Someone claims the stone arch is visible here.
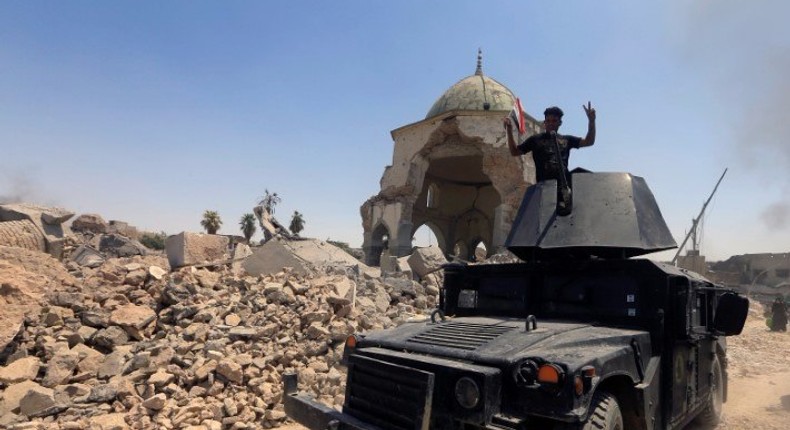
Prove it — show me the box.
[411,221,447,252]
[470,238,489,261]
[408,123,504,259]
[453,207,493,260]
[361,102,539,266]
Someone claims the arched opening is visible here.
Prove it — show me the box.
[368,223,391,267]
[472,240,488,262]
[411,223,445,253]
[412,149,501,260]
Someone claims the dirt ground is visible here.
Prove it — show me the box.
[706,301,790,430]
[276,301,790,430]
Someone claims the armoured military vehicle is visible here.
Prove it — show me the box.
[283,172,749,430]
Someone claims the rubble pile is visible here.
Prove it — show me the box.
[0,243,441,430]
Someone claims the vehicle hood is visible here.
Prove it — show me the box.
[359,316,650,369]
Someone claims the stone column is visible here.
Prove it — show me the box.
[393,220,414,257]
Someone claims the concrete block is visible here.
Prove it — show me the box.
[166,232,229,268]
[407,246,447,278]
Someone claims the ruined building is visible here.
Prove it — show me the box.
[361,52,542,265]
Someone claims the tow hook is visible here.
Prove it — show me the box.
[526,315,538,332]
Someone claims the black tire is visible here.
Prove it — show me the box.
[694,355,724,427]
[556,391,623,430]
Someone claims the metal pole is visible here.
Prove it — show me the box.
[672,168,728,264]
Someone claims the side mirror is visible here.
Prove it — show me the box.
[713,293,749,336]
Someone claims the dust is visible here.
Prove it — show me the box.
[712,300,790,429]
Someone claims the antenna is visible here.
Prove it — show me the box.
[671,168,728,264]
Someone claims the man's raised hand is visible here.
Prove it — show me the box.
[503,116,513,131]
[583,101,596,121]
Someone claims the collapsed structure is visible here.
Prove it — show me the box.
[360,52,541,265]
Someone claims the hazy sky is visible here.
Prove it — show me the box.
[1,1,789,261]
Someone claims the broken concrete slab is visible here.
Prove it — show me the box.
[88,413,129,430]
[1,380,42,415]
[110,304,156,336]
[148,265,167,280]
[107,220,139,240]
[407,246,447,278]
[243,238,310,276]
[42,351,79,387]
[0,203,73,226]
[165,232,229,268]
[71,213,109,234]
[253,205,295,242]
[19,384,58,417]
[70,244,105,268]
[0,203,74,258]
[99,234,148,258]
[243,237,376,277]
[0,356,41,384]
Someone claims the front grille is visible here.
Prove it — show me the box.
[407,322,515,350]
[344,355,434,430]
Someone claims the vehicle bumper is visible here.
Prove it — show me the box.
[283,372,378,430]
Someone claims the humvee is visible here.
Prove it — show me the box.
[283,172,749,430]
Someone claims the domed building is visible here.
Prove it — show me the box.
[360,51,542,266]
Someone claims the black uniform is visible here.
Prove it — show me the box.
[771,299,788,331]
[518,132,582,182]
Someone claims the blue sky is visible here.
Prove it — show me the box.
[1,1,789,261]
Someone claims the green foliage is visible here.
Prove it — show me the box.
[239,213,257,241]
[258,189,282,215]
[289,210,305,235]
[140,231,167,250]
[200,210,222,234]
[327,239,353,254]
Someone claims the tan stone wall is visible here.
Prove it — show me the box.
[746,253,790,286]
[677,254,708,276]
[0,220,47,252]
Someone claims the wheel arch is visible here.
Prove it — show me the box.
[593,375,646,430]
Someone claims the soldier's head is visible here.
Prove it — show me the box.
[543,106,564,132]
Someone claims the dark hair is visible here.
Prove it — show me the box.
[544,106,564,118]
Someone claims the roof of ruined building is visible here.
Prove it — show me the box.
[425,49,517,119]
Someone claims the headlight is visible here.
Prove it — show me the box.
[455,377,480,409]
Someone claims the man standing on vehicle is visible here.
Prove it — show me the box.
[504,103,596,183]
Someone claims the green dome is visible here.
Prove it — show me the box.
[425,74,516,119]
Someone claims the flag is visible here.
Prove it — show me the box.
[510,98,526,134]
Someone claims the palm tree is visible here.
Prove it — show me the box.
[239,213,257,242]
[200,210,222,234]
[258,189,282,215]
[290,211,305,236]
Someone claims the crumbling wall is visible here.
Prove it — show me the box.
[361,111,540,264]
[0,204,74,258]
[0,220,46,252]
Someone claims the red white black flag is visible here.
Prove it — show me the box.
[510,97,526,134]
